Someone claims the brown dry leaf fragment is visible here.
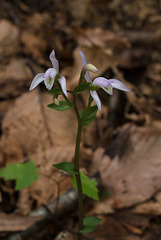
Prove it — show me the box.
[0,90,77,212]
[26,13,52,34]
[87,215,139,240]
[0,90,77,164]
[0,212,43,232]
[92,124,161,209]
[21,31,47,59]
[132,201,161,215]
[16,146,74,213]
[121,221,143,235]
[55,231,76,240]
[0,58,42,98]
[0,20,20,59]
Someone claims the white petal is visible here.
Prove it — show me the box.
[49,50,59,72]
[58,76,68,96]
[29,73,44,90]
[44,77,55,90]
[79,51,92,83]
[93,77,111,87]
[44,68,57,79]
[90,90,101,112]
[101,84,113,95]
[108,79,131,92]
[79,50,87,67]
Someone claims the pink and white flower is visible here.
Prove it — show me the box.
[29,50,67,96]
[80,51,130,111]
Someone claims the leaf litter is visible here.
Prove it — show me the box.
[0,0,161,239]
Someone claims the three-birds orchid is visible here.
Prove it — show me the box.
[29,50,67,96]
[79,51,130,111]
[29,49,130,112]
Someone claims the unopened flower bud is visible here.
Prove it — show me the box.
[53,98,60,106]
[83,63,99,73]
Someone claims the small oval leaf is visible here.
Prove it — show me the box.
[53,162,78,175]
[74,82,90,94]
[48,88,63,95]
[48,101,74,111]
[80,105,98,126]
[80,217,102,233]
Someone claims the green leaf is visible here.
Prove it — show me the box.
[48,101,74,111]
[80,217,102,234]
[0,159,39,191]
[74,82,90,94]
[53,162,78,175]
[48,88,63,95]
[80,105,98,126]
[72,171,99,200]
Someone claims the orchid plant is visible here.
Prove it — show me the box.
[29,50,130,239]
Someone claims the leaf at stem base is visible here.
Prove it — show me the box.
[48,101,74,111]
[80,216,102,233]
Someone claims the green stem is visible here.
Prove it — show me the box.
[81,95,93,124]
[73,93,84,240]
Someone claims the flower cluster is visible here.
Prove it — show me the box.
[29,50,130,111]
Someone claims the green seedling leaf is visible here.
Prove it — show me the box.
[48,88,63,95]
[80,105,98,126]
[80,217,102,234]
[72,171,99,200]
[74,82,90,94]
[53,162,78,175]
[0,159,39,191]
[48,101,74,111]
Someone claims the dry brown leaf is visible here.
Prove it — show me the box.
[87,215,139,240]
[0,90,77,164]
[55,231,76,240]
[132,201,161,215]
[0,20,20,59]
[121,221,143,235]
[0,58,42,98]
[0,90,77,212]
[21,31,47,59]
[92,124,161,210]
[0,212,43,232]
[16,146,74,213]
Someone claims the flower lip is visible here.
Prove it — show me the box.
[93,77,111,88]
[44,68,57,79]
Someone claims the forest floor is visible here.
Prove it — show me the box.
[0,0,161,239]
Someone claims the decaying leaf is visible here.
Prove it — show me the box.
[92,124,161,211]
[0,90,77,212]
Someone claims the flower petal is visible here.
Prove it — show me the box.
[79,50,87,67]
[90,90,101,112]
[29,73,44,90]
[101,84,113,95]
[44,77,55,90]
[58,76,68,96]
[44,68,57,79]
[49,50,59,72]
[79,51,92,83]
[108,79,131,92]
[93,77,111,87]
